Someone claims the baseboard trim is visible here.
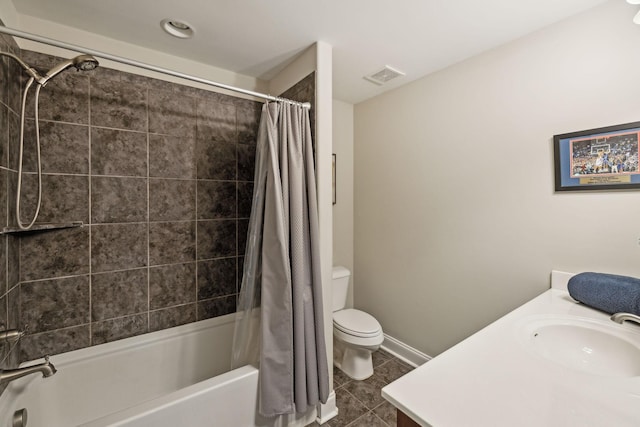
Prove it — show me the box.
[381,334,431,367]
[316,390,338,424]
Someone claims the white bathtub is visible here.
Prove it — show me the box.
[0,314,316,427]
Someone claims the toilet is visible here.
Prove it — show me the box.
[332,266,384,380]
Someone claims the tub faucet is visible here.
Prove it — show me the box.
[0,355,57,385]
[610,312,640,326]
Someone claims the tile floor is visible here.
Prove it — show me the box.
[310,350,415,427]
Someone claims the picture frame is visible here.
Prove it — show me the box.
[553,121,640,192]
[332,154,337,205]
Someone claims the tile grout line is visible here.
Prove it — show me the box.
[146,86,150,333]
[194,99,199,321]
[87,72,93,347]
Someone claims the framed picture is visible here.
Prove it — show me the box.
[554,121,640,191]
[332,154,337,205]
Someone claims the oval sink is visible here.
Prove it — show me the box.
[520,317,640,377]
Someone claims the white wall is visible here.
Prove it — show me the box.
[332,99,354,305]
[354,0,640,357]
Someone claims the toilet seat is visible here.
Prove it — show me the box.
[333,309,382,338]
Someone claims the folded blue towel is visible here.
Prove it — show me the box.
[567,272,640,316]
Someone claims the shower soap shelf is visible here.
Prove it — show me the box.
[1,221,83,235]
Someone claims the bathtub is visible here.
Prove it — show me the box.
[0,314,316,427]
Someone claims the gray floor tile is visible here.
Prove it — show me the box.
[327,350,417,427]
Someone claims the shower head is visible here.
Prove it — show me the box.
[41,54,99,85]
[72,54,99,71]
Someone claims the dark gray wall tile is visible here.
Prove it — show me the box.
[193,88,236,105]
[6,53,22,115]
[196,139,236,180]
[91,223,148,273]
[197,295,236,320]
[19,50,59,69]
[149,134,196,179]
[91,269,148,321]
[149,304,196,332]
[90,66,126,84]
[0,293,6,335]
[237,104,261,144]
[7,235,18,289]
[148,91,196,138]
[149,262,196,309]
[0,169,6,229]
[0,38,9,109]
[234,97,261,110]
[237,256,244,290]
[91,177,147,223]
[20,227,90,281]
[196,99,236,143]
[0,237,5,296]
[92,314,147,345]
[19,173,89,224]
[7,111,19,172]
[23,121,89,174]
[149,221,195,265]
[90,78,147,131]
[237,143,256,182]
[19,325,90,362]
[122,72,174,93]
[20,275,90,333]
[197,257,236,300]
[28,73,90,124]
[92,67,171,94]
[0,293,6,368]
[91,128,147,177]
[238,219,249,257]
[6,284,18,331]
[149,179,195,221]
[0,104,7,168]
[237,182,253,219]
[197,220,236,259]
[197,180,236,219]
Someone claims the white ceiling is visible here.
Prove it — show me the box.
[10,0,610,104]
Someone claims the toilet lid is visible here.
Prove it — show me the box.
[334,309,382,338]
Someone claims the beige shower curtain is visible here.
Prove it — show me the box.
[232,101,329,418]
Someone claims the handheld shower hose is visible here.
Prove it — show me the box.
[15,77,43,229]
[0,52,99,229]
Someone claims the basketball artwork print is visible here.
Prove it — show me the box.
[554,122,640,191]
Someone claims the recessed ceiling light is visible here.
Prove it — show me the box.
[161,19,194,39]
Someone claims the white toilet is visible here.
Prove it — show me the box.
[332,266,384,380]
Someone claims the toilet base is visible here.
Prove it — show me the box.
[334,342,375,380]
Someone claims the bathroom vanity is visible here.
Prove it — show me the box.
[382,271,640,427]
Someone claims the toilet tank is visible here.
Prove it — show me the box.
[332,266,351,312]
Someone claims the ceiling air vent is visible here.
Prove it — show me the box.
[364,65,405,86]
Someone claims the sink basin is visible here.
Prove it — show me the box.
[520,316,640,377]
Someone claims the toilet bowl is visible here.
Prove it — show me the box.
[332,266,384,380]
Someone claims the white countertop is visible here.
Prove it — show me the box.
[382,275,640,427]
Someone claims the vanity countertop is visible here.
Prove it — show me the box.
[382,276,640,427]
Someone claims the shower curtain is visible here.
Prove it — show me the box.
[232,101,330,418]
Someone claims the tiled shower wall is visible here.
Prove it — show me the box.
[0,24,22,395]
[5,48,264,363]
[0,38,316,381]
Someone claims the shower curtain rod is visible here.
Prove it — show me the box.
[0,25,311,109]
